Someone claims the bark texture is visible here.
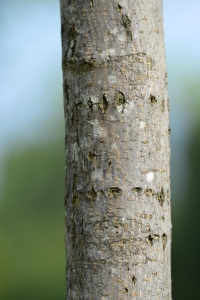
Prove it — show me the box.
[60,0,171,299]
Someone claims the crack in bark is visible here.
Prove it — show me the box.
[106,187,123,197]
[115,91,127,113]
[90,0,93,7]
[150,94,157,104]
[66,24,78,59]
[122,14,133,40]
[63,53,153,73]
[87,186,97,201]
[132,187,142,193]
[100,93,109,113]
[162,233,168,250]
[157,187,165,206]
[87,97,93,111]
[147,234,160,246]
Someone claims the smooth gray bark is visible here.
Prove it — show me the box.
[60,0,171,299]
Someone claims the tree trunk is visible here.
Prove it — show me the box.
[60,0,171,299]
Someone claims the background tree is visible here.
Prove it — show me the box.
[60,0,171,299]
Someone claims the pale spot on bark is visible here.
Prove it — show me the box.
[146,172,154,182]
[67,5,75,13]
[67,40,76,59]
[71,142,79,161]
[111,143,118,150]
[71,290,77,300]
[123,100,134,114]
[116,105,122,113]
[109,115,118,121]
[140,121,146,129]
[80,137,89,148]
[92,168,103,180]
[91,119,107,137]
[108,49,116,55]
[109,28,118,35]
[90,95,99,104]
[101,48,116,59]
[118,34,127,43]
[108,75,117,84]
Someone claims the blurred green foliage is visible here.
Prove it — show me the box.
[0,137,65,300]
[172,120,200,300]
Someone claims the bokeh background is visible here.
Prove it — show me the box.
[0,0,200,299]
